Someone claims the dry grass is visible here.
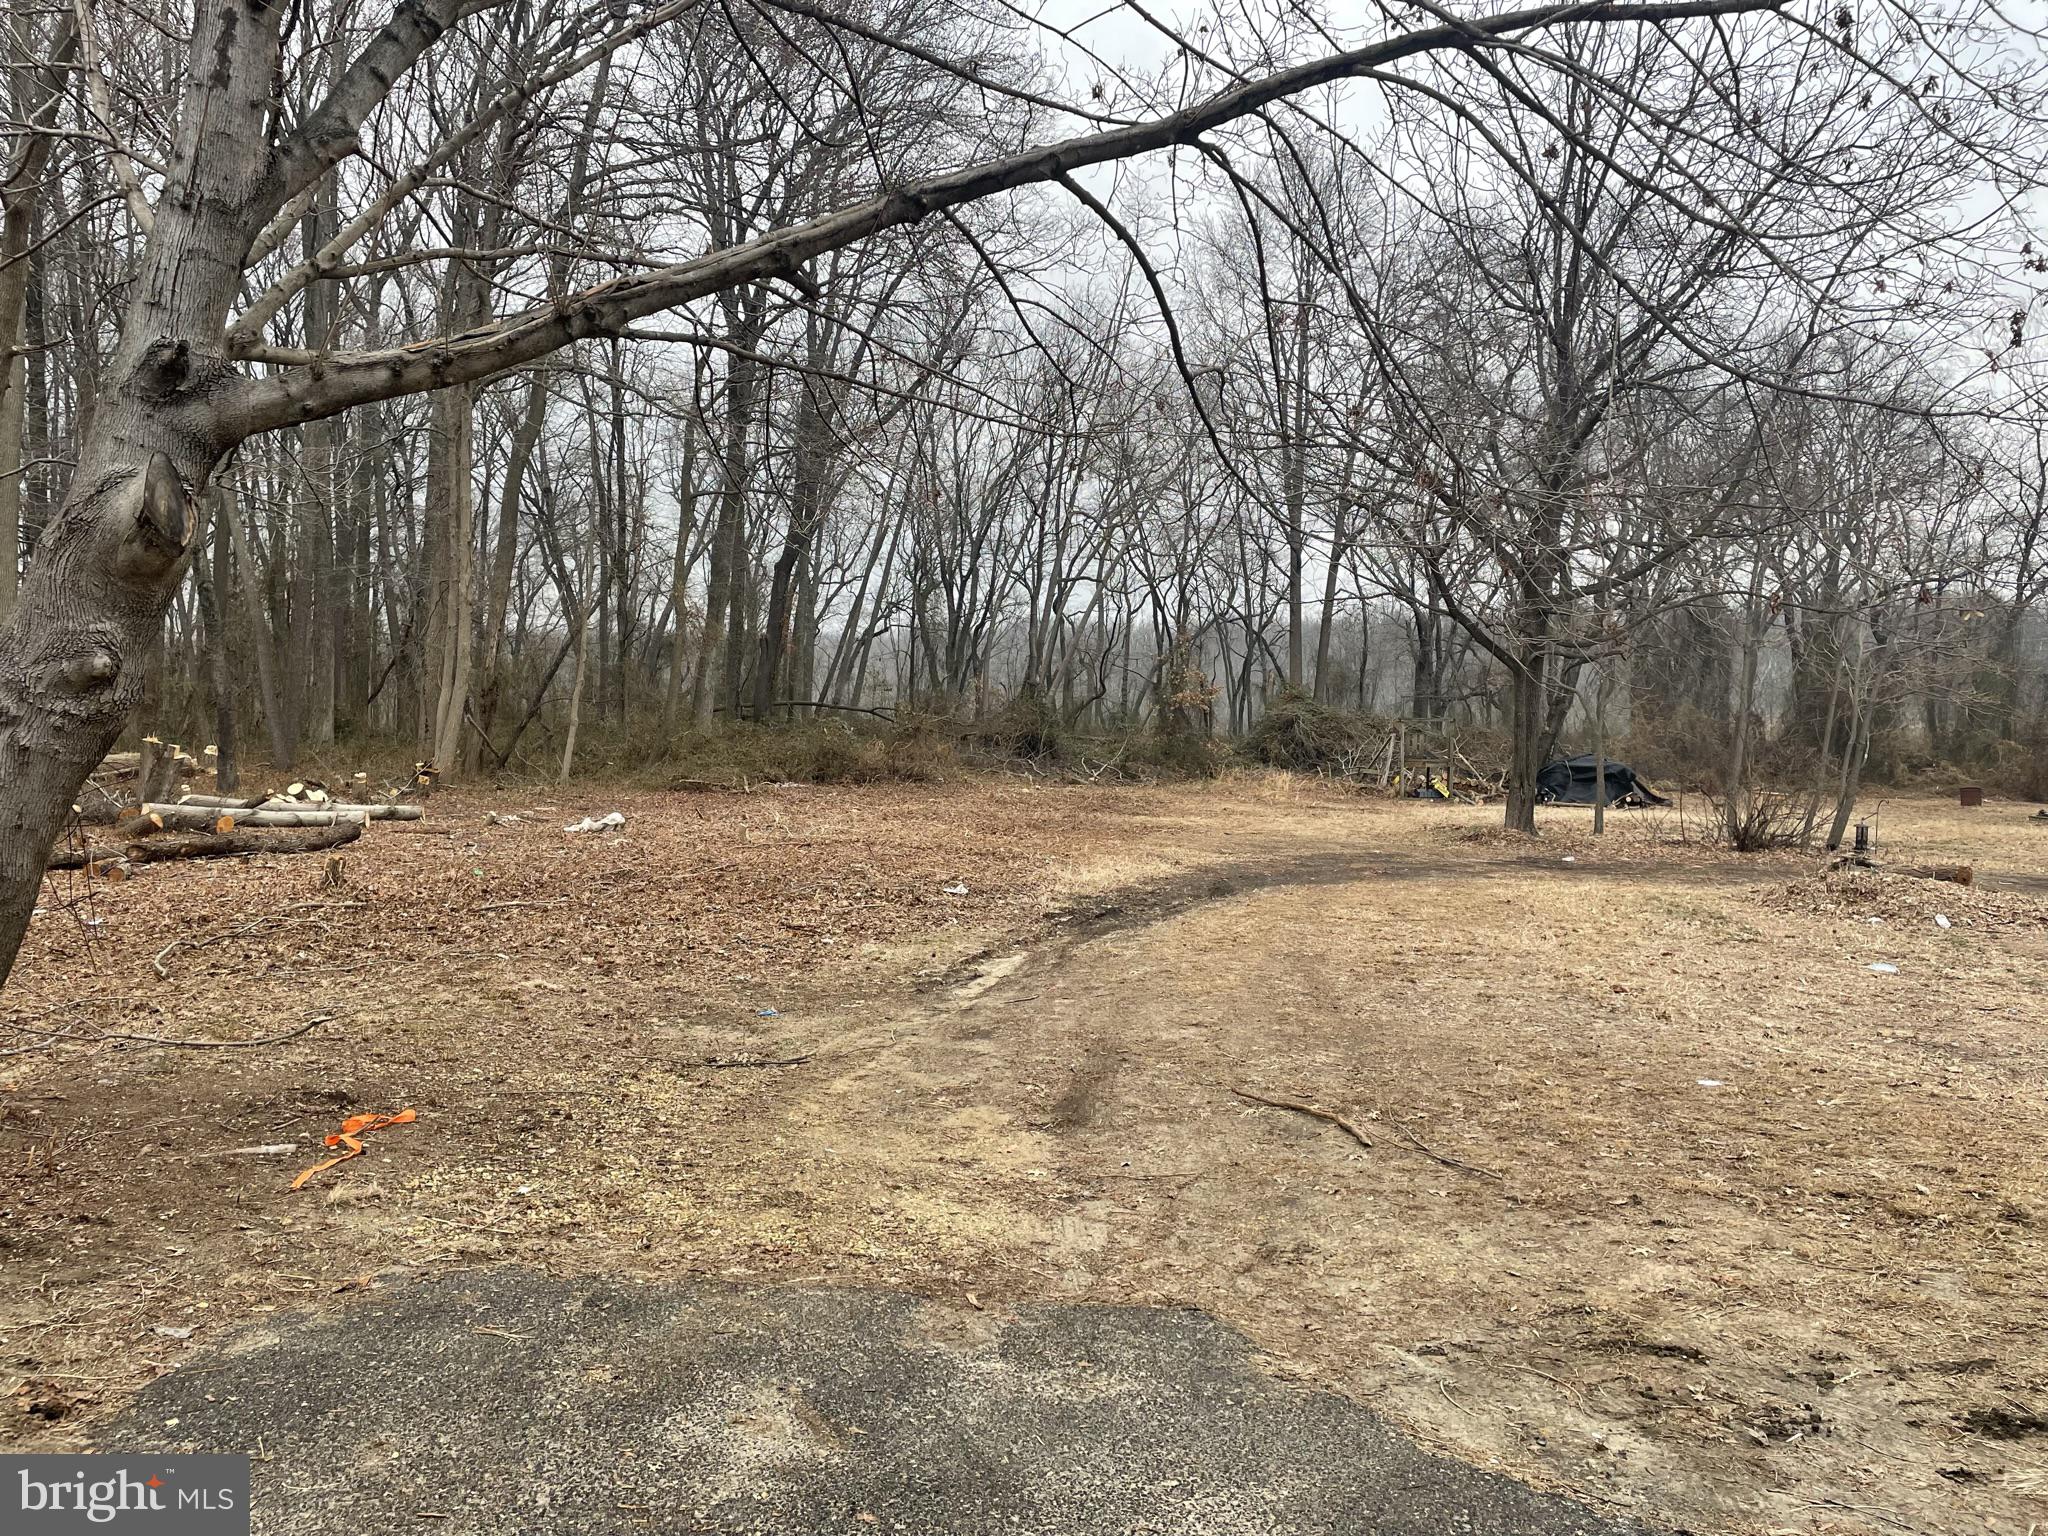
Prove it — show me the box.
[2,777,2043,1535]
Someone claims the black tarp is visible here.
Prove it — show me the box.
[1536,755,1670,807]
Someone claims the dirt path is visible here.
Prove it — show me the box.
[4,780,2044,1533]
[666,799,2048,1535]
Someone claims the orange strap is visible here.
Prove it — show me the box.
[292,1108,417,1190]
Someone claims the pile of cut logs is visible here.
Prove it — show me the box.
[54,743,425,879]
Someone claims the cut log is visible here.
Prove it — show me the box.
[321,801,421,821]
[133,805,358,831]
[1891,863,1974,886]
[171,794,422,820]
[47,819,364,871]
[118,808,233,837]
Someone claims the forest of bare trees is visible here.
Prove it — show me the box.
[2,0,2047,976]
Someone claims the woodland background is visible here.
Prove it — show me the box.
[4,0,2044,817]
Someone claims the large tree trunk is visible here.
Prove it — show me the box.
[1410,602,1441,722]
[0,0,286,982]
[754,375,830,721]
[422,383,477,771]
[1503,653,1544,835]
[1311,463,1356,703]
[660,414,702,733]
[1279,295,1311,690]
[689,293,764,731]
[470,368,548,765]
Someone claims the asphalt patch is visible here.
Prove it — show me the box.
[111,1268,1645,1535]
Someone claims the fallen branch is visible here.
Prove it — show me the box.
[1231,1087,1374,1150]
[1232,1085,1504,1180]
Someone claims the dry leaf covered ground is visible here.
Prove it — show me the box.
[1,774,2043,1535]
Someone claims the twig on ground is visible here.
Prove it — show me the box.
[1769,1493,1943,1536]
[1502,1360,1586,1406]
[190,1144,300,1159]
[1231,1087,1374,1150]
[680,1054,813,1069]
[1385,1115,1504,1181]
[3,1012,343,1050]
[476,898,572,913]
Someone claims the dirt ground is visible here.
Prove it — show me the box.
[2,774,2044,1535]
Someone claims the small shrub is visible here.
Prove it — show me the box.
[1705,788,1822,851]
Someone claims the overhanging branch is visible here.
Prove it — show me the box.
[223,0,1791,439]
